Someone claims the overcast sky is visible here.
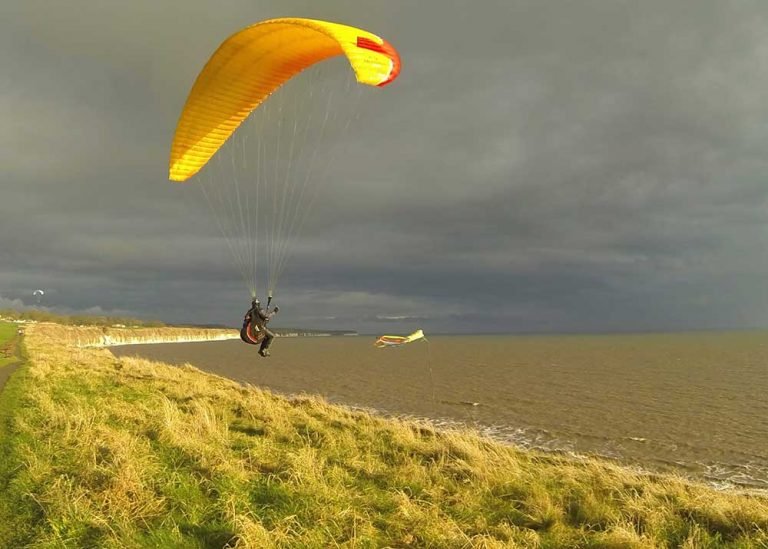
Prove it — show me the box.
[2,0,768,333]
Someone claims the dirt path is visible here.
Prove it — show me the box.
[0,329,23,395]
[0,361,21,394]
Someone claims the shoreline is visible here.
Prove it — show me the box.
[111,335,768,495]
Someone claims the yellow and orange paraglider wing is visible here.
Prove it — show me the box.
[374,329,426,348]
[169,17,401,182]
[374,335,409,348]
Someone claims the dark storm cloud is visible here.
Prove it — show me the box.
[2,0,768,332]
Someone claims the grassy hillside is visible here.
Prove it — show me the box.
[0,323,766,548]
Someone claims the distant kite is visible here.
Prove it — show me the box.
[33,289,45,304]
[374,329,426,348]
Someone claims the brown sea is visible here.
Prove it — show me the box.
[111,331,768,491]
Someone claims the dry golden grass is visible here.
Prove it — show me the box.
[0,322,766,548]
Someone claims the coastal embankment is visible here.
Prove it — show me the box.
[113,331,768,492]
[1,322,767,547]
[72,325,239,347]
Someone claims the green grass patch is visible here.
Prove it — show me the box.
[0,321,19,368]
[1,309,165,327]
[0,321,16,341]
[0,365,37,547]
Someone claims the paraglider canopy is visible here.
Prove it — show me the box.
[374,329,426,348]
[167,17,401,301]
[169,17,401,182]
